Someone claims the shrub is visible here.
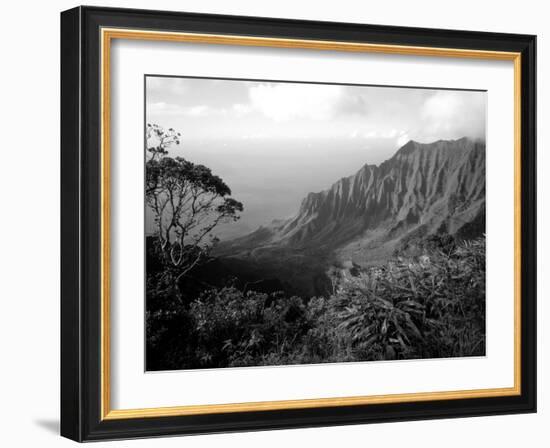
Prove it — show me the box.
[146,236,486,370]
[332,236,486,360]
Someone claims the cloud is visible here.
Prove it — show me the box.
[231,103,252,117]
[348,129,409,143]
[148,102,252,119]
[247,83,371,122]
[146,77,486,147]
[147,102,186,116]
[147,102,215,117]
[396,133,410,148]
[335,93,369,116]
[186,105,211,117]
[146,77,188,100]
[248,83,346,121]
[420,91,486,140]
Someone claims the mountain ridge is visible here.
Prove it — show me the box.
[218,137,485,257]
[212,137,485,295]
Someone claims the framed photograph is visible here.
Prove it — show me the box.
[60,6,536,442]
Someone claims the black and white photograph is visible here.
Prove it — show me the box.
[0,0,543,444]
[145,76,487,371]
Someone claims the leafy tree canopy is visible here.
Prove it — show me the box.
[145,124,243,279]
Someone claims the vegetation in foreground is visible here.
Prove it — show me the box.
[146,235,486,370]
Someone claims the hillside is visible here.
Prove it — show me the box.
[214,137,485,295]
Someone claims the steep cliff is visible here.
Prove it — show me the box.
[220,138,485,264]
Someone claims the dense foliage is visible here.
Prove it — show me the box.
[146,235,486,370]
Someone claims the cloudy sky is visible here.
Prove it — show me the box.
[146,76,486,239]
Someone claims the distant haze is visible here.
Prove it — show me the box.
[146,76,486,240]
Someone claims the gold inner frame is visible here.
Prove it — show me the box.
[100,27,522,420]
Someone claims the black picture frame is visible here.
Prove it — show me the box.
[61,5,536,442]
